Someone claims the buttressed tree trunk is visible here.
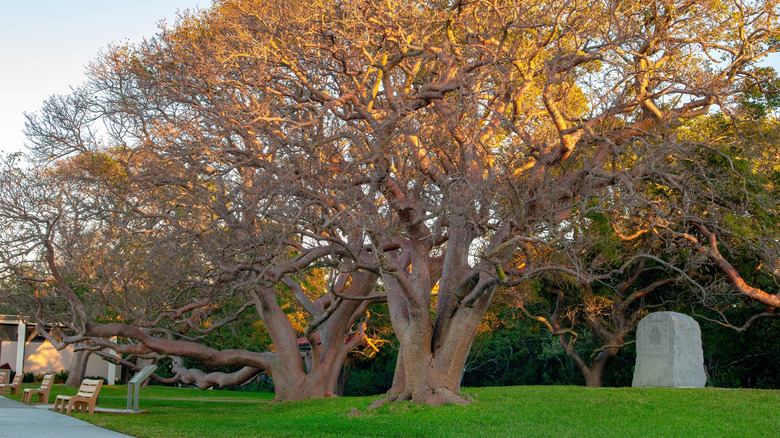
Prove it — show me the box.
[370,214,508,406]
[270,269,379,400]
[378,266,497,406]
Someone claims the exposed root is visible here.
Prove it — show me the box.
[368,390,411,409]
[415,387,472,407]
[370,387,473,408]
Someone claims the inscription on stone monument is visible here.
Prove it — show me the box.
[649,326,661,347]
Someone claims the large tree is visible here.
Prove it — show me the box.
[218,0,778,405]
[5,0,780,407]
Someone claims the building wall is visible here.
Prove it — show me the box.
[0,339,119,381]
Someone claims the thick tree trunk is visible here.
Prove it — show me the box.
[399,348,473,406]
[388,348,405,396]
[78,271,375,402]
[583,368,604,387]
[66,347,90,387]
[251,286,308,400]
[280,346,347,400]
[567,348,618,388]
[381,326,480,405]
[336,366,346,397]
[376,274,494,407]
[582,351,616,387]
[272,271,375,401]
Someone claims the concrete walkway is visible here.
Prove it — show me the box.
[0,396,134,438]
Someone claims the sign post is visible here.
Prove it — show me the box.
[127,364,158,411]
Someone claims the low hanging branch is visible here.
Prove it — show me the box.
[669,224,780,309]
[692,308,780,333]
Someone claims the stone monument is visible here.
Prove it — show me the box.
[632,311,707,388]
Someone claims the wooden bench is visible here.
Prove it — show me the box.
[0,369,8,385]
[22,374,53,404]
[53,378,103,414]
[0,373,22,396]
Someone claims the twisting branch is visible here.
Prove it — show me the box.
[668,224,780,308]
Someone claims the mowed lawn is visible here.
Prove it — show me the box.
[6,383,778,437]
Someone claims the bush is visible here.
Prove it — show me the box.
[228,374,275,393]
[86,376,108,383]
[343,343,397,396]
[701,316,780,389]
[52,369,69,384]
[462,326,583,387]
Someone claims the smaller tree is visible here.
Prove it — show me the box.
[521,261,678,387]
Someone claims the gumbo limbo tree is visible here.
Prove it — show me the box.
[214,0,778,405]
[4,0,780,405]
[516,256,666,386]
[0,148,381,400]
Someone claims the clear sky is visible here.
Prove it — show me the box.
[0,0,205,155]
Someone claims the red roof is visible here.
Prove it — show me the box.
[297,333,321,347]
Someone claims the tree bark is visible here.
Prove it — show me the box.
[579,351,616,388]
[66,346,90,387]
[388,348,405,396]
[559,333,620,388]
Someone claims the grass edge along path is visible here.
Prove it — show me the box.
[6,384,778,437]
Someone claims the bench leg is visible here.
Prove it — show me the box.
[67,400,88,414]
[23,390,36,404]
[54,397,69,412]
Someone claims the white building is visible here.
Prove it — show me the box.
[0,315,120,382]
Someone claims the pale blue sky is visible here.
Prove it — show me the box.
[0,0,204,154]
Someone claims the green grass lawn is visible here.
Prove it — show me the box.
[5,383,778,437]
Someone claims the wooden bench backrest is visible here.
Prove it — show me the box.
[75,378,102,398]
[10,373,22,385]
[0,370,8,384]
[39,374,53,389]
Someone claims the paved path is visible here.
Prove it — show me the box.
[0,396,134,438]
